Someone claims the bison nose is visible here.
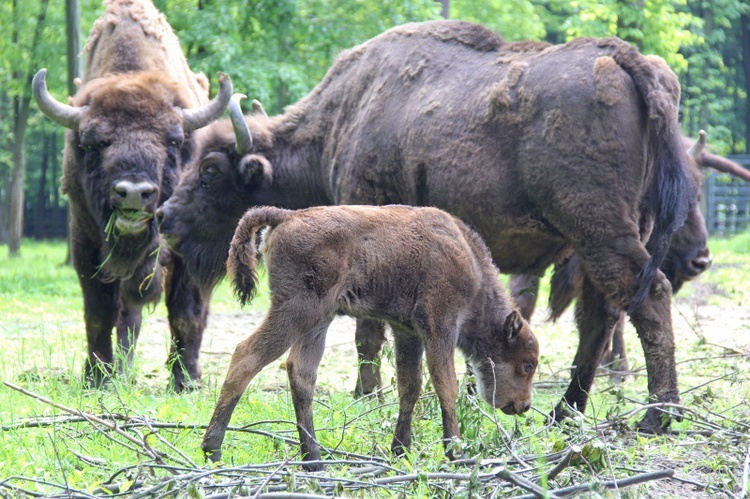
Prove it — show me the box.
[156,206,167,226]
[517,401,531,414]
[690,252,712,274]
[112,180,158,211]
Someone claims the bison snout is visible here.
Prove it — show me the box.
[112,180,158,211]
[689,252,712,274]
[155,205,168,227]
[501,399,531,415]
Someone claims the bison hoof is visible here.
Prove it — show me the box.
[203,448,222,463]
[301,460,325,472]
[637,404,682,435]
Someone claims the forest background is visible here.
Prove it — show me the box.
[1,0,749,256]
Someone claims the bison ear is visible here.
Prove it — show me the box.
[503,309,524,342]
[238,154,273,188]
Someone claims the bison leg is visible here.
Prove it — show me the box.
[601,315,630,384]
[554,277,620,422]
[390,327,424,458]
[75,242,119,387]
[423,332,462,460]
[509,274,540,320]
[628,273,679,434]
[354,318,386,398]
[114,301,143,377]
[286,318,333,471]
[164,256,207,392]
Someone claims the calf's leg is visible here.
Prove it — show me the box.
[354,318,386,397]
[390,328,424,458]
[286,318,332,471]
[201,306,307,461]
[423,331,462,460]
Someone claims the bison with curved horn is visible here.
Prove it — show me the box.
[33,0,232,391]
[159,20,697,434]
[510,130,750,376]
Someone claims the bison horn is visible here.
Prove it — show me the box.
[251,99,268,118]
[32,69,84,130]
[687,129,707,159]
[181,72,233,133]
[229,93,253,155]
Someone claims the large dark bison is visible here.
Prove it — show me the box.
[202,205,539,469]
[510,131,750,374]
[158,20,697,432]
[32,0,232,390]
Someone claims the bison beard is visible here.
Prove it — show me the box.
[160,20,697,433]
[33,0,232,390]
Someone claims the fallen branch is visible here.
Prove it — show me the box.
[516,469,674,498]
[546,445,582,481]
[3,381,163,463]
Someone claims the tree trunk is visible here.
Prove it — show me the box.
[8,95,28,256]
[435,0,449,19]
[66,0,82,97]
[8,0,50,256]
[742,13,750,153]
[34,133,51,238]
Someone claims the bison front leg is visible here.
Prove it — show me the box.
[554,277,620,422]
[509,274,540,320]
[286,319,332,471]
[354,318,386,398]
[164,256,207,392]
[423,331,462,461]
[390,328,424,458]
[76,242,120,388]
[629,273,680,434]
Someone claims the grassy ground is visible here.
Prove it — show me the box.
[0,235,748,497]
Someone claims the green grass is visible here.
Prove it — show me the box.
[1,236,749,497]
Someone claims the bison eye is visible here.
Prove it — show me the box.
[166,128,185,149]
[524,362,534,374]
[78,131,99,151]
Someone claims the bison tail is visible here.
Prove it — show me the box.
[608,43,698,313]
[227,206,291,307]
[548,255,583,322]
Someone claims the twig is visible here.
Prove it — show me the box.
[742,440,750,499]
[2,381,163,463]
[546,445,581,481]
[490,466,555,498]
[252,456,296,499]
[516,469,674,498]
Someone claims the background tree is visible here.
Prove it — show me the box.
[2,0,748,252]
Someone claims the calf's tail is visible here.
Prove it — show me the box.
[602,40,698,313]
[227,206,292,306]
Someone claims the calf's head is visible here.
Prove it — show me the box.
[34,69,231,281]
[158,94,272,292]
[468,310,538,415]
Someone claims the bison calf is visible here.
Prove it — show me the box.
[202,205,539,470]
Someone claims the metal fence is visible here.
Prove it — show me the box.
[702,154,750,236]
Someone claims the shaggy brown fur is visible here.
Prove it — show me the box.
[33,0,231,391]
[159,20,696,432]
[202,205,539,470]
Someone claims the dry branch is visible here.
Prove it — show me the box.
[517,469,674,498]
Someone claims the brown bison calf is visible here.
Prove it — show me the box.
[202,205,539,470]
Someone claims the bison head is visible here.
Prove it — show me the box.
[158,94,273,293]
[466,309,538,416]
[33,69,232,281]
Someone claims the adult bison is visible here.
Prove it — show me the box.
[158,20,697,432]
[510,131,750,374]
[32,0,232,390]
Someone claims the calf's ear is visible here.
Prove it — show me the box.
[503,309,524,342]
[238,154,273,188]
